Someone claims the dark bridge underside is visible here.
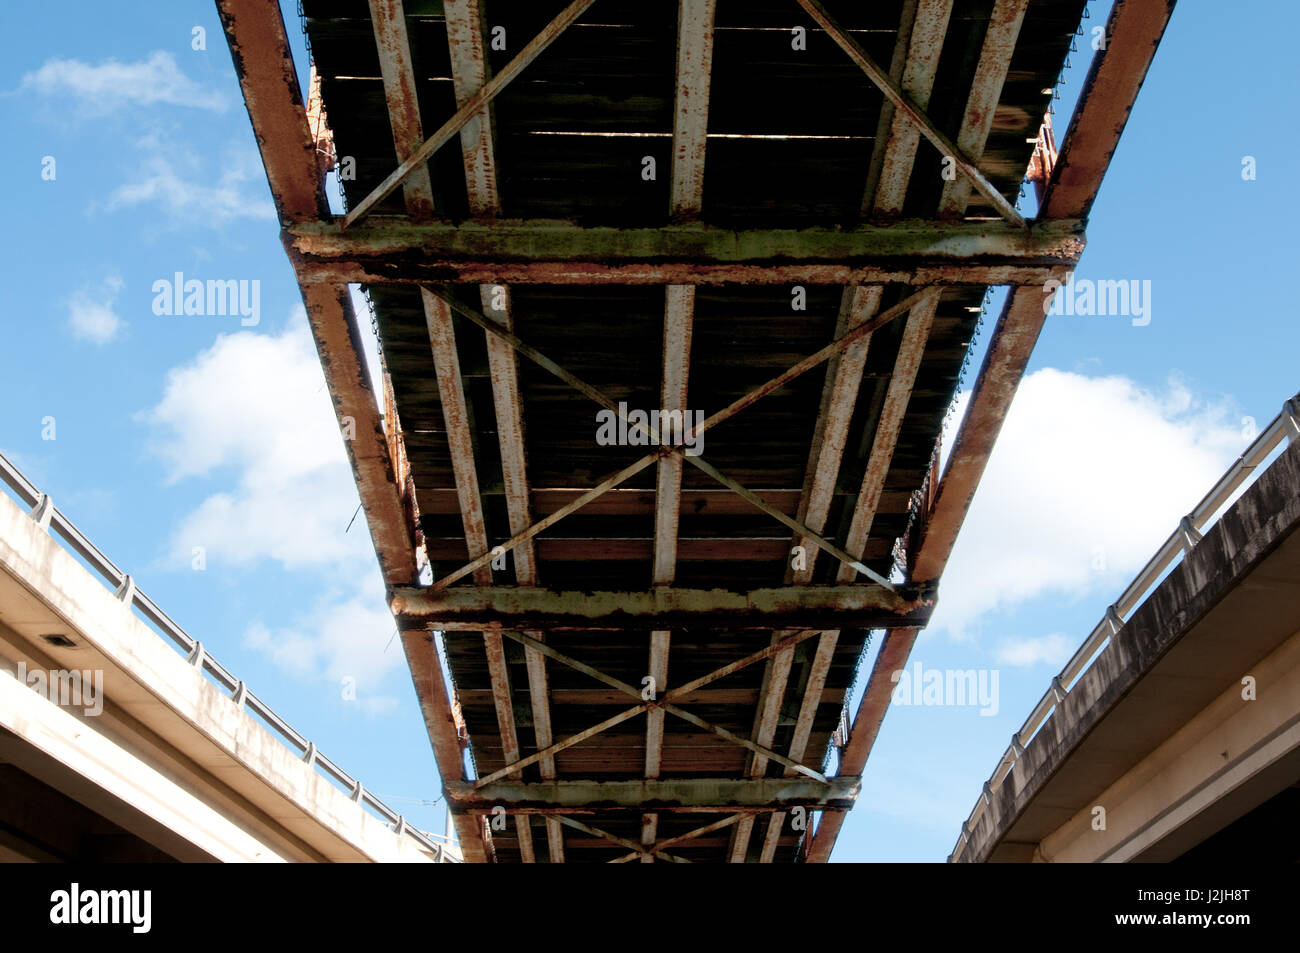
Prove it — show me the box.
[220,0,1172,861]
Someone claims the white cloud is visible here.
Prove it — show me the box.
[243,587,403,707]
[19,51,226,113]
[67,276,124,344]
[930,369,1244,638]
[994,633,1073,668]
[103,155,274,224]
[168,467,366,570]
[143,308,404,704]
[142,307,364,570]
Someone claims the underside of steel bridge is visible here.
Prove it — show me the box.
[217,0,1175,861]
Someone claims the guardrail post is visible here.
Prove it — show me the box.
[114,574,135,605]
[1050,676,1067,705]
[1177,516,1202,553]
[1011,732,1025,758]
[28,494,54,532]
[2,449,427,855]
[1105,604,1124,636]
[1286,397,1300,436]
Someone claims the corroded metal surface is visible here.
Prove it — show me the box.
[223,0,1168,862]
[389,582,935,630]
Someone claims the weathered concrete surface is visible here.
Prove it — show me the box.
[956,437,1300,862]
[0,671,279,861]
[1039,622,1300,861]
[0,492,434,863]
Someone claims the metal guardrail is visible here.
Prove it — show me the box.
[0,450,457,863]
[949,393,1300,861]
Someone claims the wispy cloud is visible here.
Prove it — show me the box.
[141,308,360,567]
[19,51,226,114]
[994,633,1073,668]
[67,276,124,344]
[103,155,273,225]
[244,591,403,711]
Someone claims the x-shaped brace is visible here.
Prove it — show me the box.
[472,626,828,788]
[344,0,1023,231]
[421,285,940,593]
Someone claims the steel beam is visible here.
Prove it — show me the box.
[841,306,938,582]
[937,0,1029,216]
[609,815,743,861]
[737,0,932,855]
[811,0,943,579]
[471,628,828,788]
[645,283,696,855]
[1039,0,1178,221]
[216,0,491,861]
[217,5,414,588]
[444,0,562,863]
[444,0,498,215]
[645,815,741,856]
[806,627,920,862]
[286,218,1084,285]
[448,777,860,813]
[421,286,932,592]
[758,628,839,861]
[424,289,533,861]
[669,0,717,221]
[913,0,1178,584]
[390,584,934,630]
[494,631,831,783]
[214,0,329,224]
[911,286,1053,583]
[295,285,417,588]
[400,628,489,862]
[343,0,597,226]
[807,3,1178,861]
[368,0,436,219]
[761,0,1019,862]
[760,294,937,863]
[873,0,954,217]
[795,0,1025,227]
[428,455,659,592]
[792,288,884,587]
[648,289,695,742]
[553,816,690,863]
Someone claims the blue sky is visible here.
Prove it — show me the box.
[1,1,1296,861]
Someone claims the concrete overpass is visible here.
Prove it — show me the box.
[0,453,455,863]
[952,398,1300,862]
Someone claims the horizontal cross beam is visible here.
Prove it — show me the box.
[285,218,1084,286]
[446,777,860,814]
[389,584,934,630]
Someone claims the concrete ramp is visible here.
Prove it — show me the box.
[0,454,452,863]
